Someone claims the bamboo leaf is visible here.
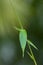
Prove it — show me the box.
[19,29,27,57]
[27,40,38,50]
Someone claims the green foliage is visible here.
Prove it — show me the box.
[27,40,38,50]
[5,1,38,65]
[19,29,27,57]
[15,27,38,65]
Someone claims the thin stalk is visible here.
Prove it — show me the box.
[9,0,23,29]
[14,26,21,31]
[29,45,37,65]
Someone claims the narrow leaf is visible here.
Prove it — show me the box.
[19,29,27,57]
[27,40,38,50]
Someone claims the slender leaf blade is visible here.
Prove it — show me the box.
[27,40,38,50]
[19,29,27,57]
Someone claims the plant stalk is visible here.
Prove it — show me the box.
[29,45,37,65]
[9,0,23,29]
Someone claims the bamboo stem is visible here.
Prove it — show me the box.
[9,0,23,29]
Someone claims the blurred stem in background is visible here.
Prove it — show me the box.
[9,0,23,29]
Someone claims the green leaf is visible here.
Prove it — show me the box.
[27,40,38,50]
[19,29,27,57]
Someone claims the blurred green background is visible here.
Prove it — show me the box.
[0,0,43,65]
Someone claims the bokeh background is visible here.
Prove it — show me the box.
[0,0,43,65]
